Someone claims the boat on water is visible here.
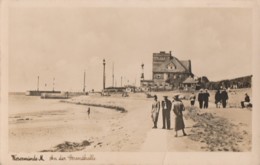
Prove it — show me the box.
[41,92,68,99]
[40,92,87,99]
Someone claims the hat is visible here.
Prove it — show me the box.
[173,94,179,99]
[163,96,168,98]
[154,95,158,99]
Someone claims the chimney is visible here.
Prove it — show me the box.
[169,51,173,59]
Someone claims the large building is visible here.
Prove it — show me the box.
[141,51,193,91]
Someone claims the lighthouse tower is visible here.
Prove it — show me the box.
[141,63,144,80]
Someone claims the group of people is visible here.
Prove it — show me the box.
[151,95,187,137]
[196,89,211,109]
[189,89,229,109]
[214,89,229,108]
[189,88,251,109]
[189,89,211,109]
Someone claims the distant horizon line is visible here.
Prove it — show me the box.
[8,74,252,93]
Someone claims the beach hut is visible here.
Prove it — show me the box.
[182,77,198,91]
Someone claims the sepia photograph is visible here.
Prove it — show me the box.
[1,1,260,164]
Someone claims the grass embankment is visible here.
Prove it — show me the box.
[185,106,250,152]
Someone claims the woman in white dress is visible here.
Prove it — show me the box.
[151,95,160,129]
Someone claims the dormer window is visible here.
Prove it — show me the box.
[167,63,176,70]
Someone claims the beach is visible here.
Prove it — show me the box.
[9,88,252,152]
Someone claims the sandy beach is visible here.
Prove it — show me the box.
[9,88,252,152]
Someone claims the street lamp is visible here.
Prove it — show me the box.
[103,59,106,90]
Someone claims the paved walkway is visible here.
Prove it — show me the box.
[140,100,198,152]
[140,110,168,152]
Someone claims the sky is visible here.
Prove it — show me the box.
[9,7,252,92]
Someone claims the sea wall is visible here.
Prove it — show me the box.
[61,96,126,112]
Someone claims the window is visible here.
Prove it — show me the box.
[167,63,176,70]
[154,74,162,79]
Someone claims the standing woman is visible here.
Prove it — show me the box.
[151,95,160,129]
[189,92,196,107]
[172,95,187,137]
[215,90,222,108]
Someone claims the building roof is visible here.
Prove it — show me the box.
[153,57,191,73]
[180,60,190,72]
[182,77,198,84]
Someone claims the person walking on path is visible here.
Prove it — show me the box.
[87,107,90,118]
[151,95,160,128]
[198,89,204,109]
[203,89,210,109]
[161,96,172,130]
[172,95,187,137]
[241,93,251,108]
[221,89,229,108]
[189,92,196,107]
[215,90,222,108]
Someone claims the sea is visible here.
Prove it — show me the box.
[8,92,83,115]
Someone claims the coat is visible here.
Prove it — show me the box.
[198,92,204,102]
[221,91,229,101]
[245,95,250,102]
[215,91,221,103]
[204,92,210,102]
[161,99,172,111]
[172,100,185,131]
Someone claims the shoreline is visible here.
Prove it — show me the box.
[9,89,252,152]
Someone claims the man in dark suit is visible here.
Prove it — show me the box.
[161,96,172,130]
[221,89,229,108]
[203,89,210,109]
[198,89,204,109]
[241,93,250,108]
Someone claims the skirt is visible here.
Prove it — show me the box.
[175,116,185,131]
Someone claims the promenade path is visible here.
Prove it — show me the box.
[140,100,200,152]
[140,98,250,152]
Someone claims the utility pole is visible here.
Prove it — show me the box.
[112,62,114,87]
[83,70,86,92]
[103,59,106,90]
[121,76,122,87]
[37,76,39,91]
[141,63,144,80]
[53,77,55,91]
